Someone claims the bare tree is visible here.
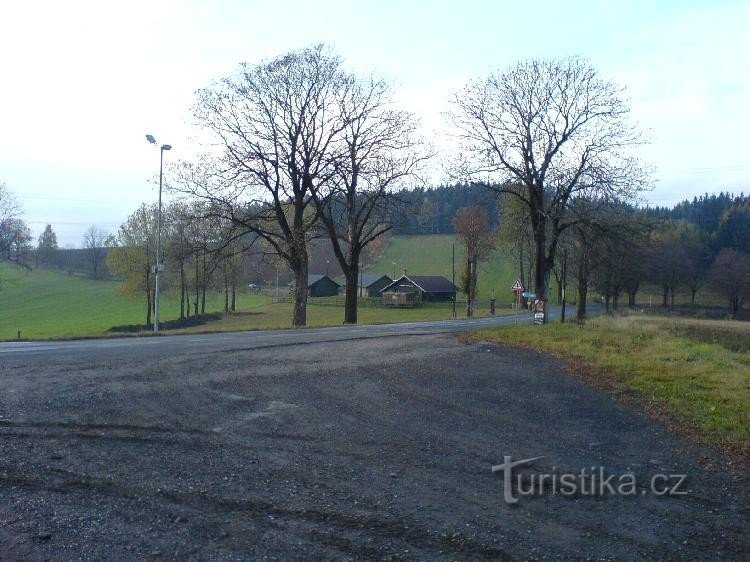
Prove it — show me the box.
[566,200,645,321]
[0,182,20,225]
[708,248,750,318]
[0,183,31,268]
[452,206,495,317]
[179,45,346,327]
[82,225,110,279]
[313,75,426,324]
[497,193,535,304]
[448,57,648,322]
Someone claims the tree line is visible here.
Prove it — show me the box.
[455,191,750,320]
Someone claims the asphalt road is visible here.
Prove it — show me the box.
[2,305,746,560]
[0,308,569,360]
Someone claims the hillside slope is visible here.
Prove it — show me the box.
[0,264,268,339]
[366,234,519,301]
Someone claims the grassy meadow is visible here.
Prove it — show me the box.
[0,262,513,340]
[0,264,269,340]
[473,315,750,458]
[366,234,519,300]
[0,234,739,340]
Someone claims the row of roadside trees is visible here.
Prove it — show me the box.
[487,193,750,320]
[166,47,651,326]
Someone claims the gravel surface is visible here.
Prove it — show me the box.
[0,333,747,560]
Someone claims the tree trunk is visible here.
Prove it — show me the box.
[201,253,207,314]
[224,273,229,313]
[576,259,588,323]
[231,282,236,312]
[691,288,697,306]
[466,258,476,318]
[662,285,669,308]
[627,280,639,308]
[553,266,563,304]
[195,258,200,316]
[343,266,359,325]
[670,288,675,311]
[292,260,308,327]
[179,264,185,319]
[342,250,361,325]
[533,218,550,323]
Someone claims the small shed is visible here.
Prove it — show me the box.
[380,275,457,303]
[358,274,393,297]
[308,274,340,297]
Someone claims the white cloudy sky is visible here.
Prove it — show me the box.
[0,0,748,246]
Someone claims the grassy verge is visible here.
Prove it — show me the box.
[471,315,750,463]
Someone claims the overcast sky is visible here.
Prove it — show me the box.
[0,0,748,246]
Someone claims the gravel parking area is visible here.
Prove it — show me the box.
[0,333,747,559]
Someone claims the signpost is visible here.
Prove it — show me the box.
[511,279,524,323]
[533,297,546,325]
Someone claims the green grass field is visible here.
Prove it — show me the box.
[0,264,269,340]
[366,234,518,300]
[473,315,750,458]
[1,234,736,340]
[0,261,513,340]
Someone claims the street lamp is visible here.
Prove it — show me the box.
[146,133,172,333]
[392,261,397,279]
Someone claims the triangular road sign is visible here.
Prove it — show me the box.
[511,278,524,291]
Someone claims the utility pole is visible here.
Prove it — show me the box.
[146,134,171,333]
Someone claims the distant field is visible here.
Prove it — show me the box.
[2,234,735,340]
[366,234,518,301]
[0,262,513,340]
[0,264,269,340]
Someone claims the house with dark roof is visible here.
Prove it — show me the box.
[307,274,340,297]
[358,273,392,297]
[380,275,457,303]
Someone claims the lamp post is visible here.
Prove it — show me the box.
[146,134,172,333]
[392,261,397,279]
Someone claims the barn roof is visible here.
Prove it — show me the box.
[380,275,457,293]
[408,275,458,293]
[308,274,339,287]
[360,274,391,287]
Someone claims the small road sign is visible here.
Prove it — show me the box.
[522,291,536,299]
[511,278,524,292]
